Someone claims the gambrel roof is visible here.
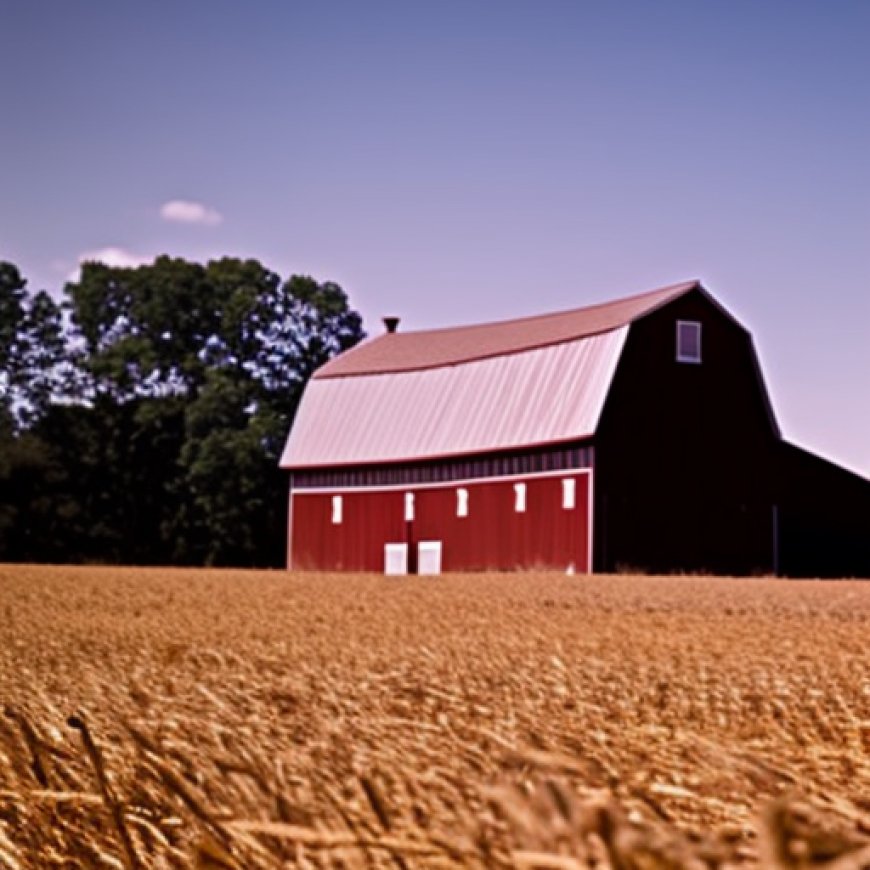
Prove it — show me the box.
[281,280,709,469]
[316,280,699,377]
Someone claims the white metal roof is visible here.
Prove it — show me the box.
[281,327,628,468]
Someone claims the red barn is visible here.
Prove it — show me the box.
[280,281,870,577]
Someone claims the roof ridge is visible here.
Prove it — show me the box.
[383,279,700,338]
[315,279,701,379]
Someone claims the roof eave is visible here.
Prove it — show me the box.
[281,433,598,472]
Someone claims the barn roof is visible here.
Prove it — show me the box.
[316,280,700,378]
[281,280,702,469]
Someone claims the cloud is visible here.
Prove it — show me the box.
[68,247,150,282]
[160,199,223,226]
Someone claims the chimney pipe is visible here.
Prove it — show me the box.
[383,316,400,334]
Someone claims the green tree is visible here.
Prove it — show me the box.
[0,262,68,427]
[1,256,364,566]
[177,372,281,565]
[69,256,217,400]
[59,256,365,566]
[0,263,27,374]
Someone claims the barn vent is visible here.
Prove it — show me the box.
[383,316,400,334]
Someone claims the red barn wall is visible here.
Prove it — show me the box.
[290,470,591,573]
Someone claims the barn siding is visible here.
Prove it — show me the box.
[290,443,593,489]
[290,471,591,573]
[594,288,780,574]
[777,442,870,577]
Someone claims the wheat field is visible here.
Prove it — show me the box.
[0,565,868,869]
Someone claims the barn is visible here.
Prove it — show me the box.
[280,280,870,577]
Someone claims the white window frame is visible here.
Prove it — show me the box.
[418,541,442,576]
[562,478,576,510]
[384,543,408,575]
[331,495,343,525]
[456,487,469,517]
[404,492,415,522]
[676,320,702,364]
[514,482,527,513]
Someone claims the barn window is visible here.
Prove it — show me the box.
[514,482,527,513]
[384,543,408,575]
[404,492,415,522]
[418,541,442,575]
[562,478,576,509]
[331,495,343,525]
[677,320,702,363]
[456,488,469,517]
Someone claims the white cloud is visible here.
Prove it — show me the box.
[68,247,150,282]
[160,199,223,226]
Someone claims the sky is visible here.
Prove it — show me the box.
[1,0,868,475]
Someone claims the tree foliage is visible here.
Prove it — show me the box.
[0,257,365,565]
[0,263,66,426]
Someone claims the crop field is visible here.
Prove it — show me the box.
[1,566,869,869]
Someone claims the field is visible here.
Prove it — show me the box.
[1,566,869,869]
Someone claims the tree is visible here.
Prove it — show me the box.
[0,263,29,422]
[0,262,68,427]
[56,256,366,566]
[68,256,218,400]
[172,269,365,566]
[178,377,281,565]
[19,289,68,424]
[0,256,365,566]
[66,256,363,407]
[0,263,67,559]
[0,263,27,370]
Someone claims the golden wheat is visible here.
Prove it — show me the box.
[0,565,868,868]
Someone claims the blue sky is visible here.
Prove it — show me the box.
[2,1,868,474]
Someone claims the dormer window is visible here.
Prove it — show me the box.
[677,321,701,364]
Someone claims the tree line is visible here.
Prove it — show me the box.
[0,257,365,566]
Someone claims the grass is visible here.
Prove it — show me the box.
[0,565,868,868]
